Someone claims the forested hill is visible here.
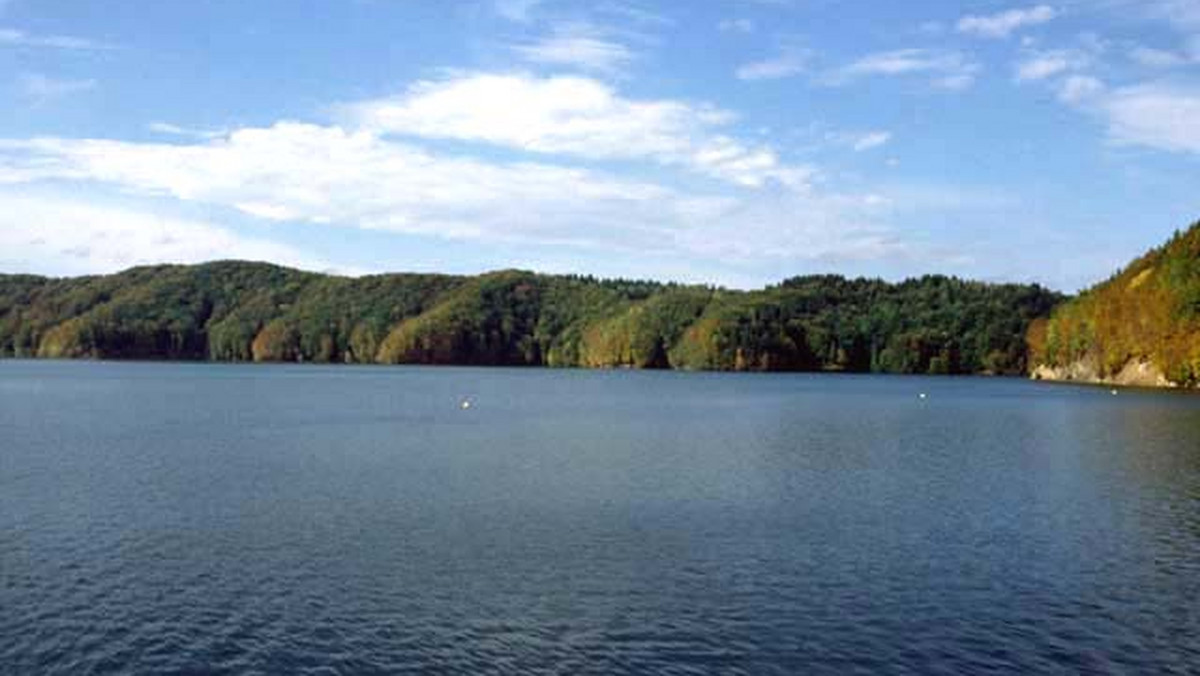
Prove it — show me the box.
[1029,220,1200,388]
[0,261,1062,375]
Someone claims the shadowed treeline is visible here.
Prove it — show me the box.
[1,262,1062,374]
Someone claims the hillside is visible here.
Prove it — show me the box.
[0,262,1062,375]
[1028,220,1200,388]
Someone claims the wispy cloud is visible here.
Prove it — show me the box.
[823,130,893,152]
[1014,48,1093,81]
[1047,74,1200,154]
[0,192,330,277]
[0,27,113,50]
[1099,83,1200,154]
[957,5,1058,39]
[595,2,673,27]
[18,73,96,104]
[736,48,808,81]
[850,131,892,152]
[513,25,634,74]
[148,122,228,140]
[826,49,981,90]
[1128,44,1196,68]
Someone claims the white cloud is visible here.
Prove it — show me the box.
[0,64,1024,279]
[827,49,981,89]
[1015,49,1092,81]
[344,72,814,188]
[513,25,634,74]
[718,18,755,33]
[2,123,692,240]
[1100,83,1200,154]
[1015,21,1200,156]
[957,5,1057,39]
[18,73,96,103]
[0,192,327,276]
[736,49,808,81]
[0,118,924,271]
[1052,76,1200,154]
[0,27,112,50]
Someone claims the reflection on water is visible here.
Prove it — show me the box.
[1,362,1198,674]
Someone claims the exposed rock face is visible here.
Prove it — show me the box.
[1113,360,1177,388]
[1032,358,1179,389]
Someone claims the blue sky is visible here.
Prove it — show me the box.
[0,0,1197,290]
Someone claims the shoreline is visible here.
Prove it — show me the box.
[1,355,1030,379]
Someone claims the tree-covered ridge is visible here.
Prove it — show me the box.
[0,261,1063,374]
[1028,220,1200,386]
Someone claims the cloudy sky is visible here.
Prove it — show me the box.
[0,0,1197,290]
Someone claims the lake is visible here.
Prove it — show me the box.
[1,361,1198,674]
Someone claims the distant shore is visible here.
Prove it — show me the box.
[0,261,1061,377]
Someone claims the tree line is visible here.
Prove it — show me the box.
[1,260,1064,375]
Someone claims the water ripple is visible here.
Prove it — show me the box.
[2,364,1200,674]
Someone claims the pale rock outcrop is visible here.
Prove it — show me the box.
[1032,357,1179,389]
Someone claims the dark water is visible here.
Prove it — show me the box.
[2,362,1199,675]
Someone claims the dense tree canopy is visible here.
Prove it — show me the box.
[1028,220,1200,386]
[1,261,1063,375]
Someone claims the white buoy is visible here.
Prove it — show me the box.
[461,399,472,410]
[919,393,928,400]
[1111,389,1119,396]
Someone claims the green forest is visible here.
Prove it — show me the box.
[0,261,1062,375]
[1028,220,1200,386]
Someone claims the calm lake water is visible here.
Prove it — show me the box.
[1,361,1198,675]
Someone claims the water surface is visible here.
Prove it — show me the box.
[2,362,1198,674]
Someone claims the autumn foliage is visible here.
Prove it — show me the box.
[1028,221,1200,385]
